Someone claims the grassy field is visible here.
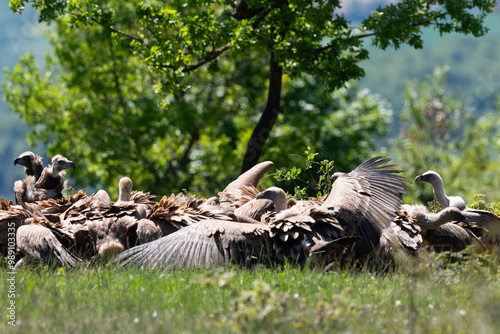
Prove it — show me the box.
[1,251,499,333]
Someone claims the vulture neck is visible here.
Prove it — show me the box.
[118,177,133,202]
[51,167,61,178]
[418,208,461,229]
[118,188,131,202]
[272,189,288,214]
[429,175,450,208]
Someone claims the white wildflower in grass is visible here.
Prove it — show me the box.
[152,311,157,318]
[459,310,466,316]
[395,300,401,307]
[293,293,299,299]
[133,318,139,323]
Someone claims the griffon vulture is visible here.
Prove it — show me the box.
[414,171,466,210]
[255,186,353,266]
[401,204,484,251]
[319,157,409,260]
[415,170,500,247]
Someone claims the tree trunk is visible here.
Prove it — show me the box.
[240,52,283,174]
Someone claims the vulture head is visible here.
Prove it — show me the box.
[51,155,76,175]
[14,151,44,179]
[414,170,442,185]
[256,186,288,213]
[14,151,37,167]
[415,170,466,210]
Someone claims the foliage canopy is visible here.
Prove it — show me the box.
[4,0,496,196]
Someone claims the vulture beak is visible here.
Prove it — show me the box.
[255,192,267,200]
[65,161,76,170]
[414,175,422,182]
[14,157,27,166]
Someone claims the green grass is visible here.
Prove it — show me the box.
[1,251,500,333]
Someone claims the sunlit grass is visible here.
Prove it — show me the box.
[1,250,499,333]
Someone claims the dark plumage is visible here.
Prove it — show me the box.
[14,154,75,204]
[34,155,75,195]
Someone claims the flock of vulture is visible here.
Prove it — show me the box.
[2,151,500,271]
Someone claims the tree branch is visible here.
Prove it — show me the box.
[160,43,232,73]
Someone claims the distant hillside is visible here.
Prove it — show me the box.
[358,12,500,114]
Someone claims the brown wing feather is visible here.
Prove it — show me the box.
[320,157,409,259]
[16,224,79,267]
[116,220,269,270]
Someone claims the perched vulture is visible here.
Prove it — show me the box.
[65,177,153,258]
[34,154,75,194]
[14,154,75,204]
[112,177,156,219]
[14,151,44,181]
[414,171,466,210]
[116,156,407,270]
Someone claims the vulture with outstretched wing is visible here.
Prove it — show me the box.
[116,157,407,270]
[320,157,409,260]
[256,186,352,266]
[117,219,270,270]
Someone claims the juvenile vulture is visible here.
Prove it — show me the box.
[414,170,466,210]
[116,156,407,270]
[34,154,75,195]
[14,154,75,204]
[14,151,44,181]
